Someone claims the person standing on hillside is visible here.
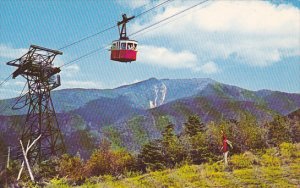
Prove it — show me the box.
[221,131,233,167]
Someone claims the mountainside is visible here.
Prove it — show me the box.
[0,78,299,157]
[1,78,299,116]
[287,108,300,120]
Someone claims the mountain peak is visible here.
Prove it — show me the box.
[147,77,159,81]
[1,78,299,116]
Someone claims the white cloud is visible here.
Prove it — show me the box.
[132,1,300,67]
[194,1,299,35]
[0,44,27,60]
[61,64,80,77]
[138,45,220,73]
[62,80,102,89]
[195,61,220,74]
[138,45,198,69]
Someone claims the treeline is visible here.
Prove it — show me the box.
[1,113,299,185]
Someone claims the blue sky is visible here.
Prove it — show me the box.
[0,0,299,99]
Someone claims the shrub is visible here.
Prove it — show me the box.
[204,162,223,172]
[294,143,300,158]
[48,178,69,188]
[261,148,280,166]
[279,142,296,158]
[267,115,291,146]
[231,151,259,169]
[33,157,60,182]
[84,147,135,177]
[58,154,85,184]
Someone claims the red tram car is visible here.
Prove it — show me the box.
[110,14,138,63]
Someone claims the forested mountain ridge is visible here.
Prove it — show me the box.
[0,78,299,158]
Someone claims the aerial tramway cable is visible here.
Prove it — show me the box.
[58,0,174,50]
[0,77,28,115]
[61,0,209,68]
[0,0,174,90]
[134,0,175,19]
[0,0,175,116]
[0,73,13,88]
[129,0,209,37]
[1,0,208,111]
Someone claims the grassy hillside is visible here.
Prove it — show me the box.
[48,143,300,188]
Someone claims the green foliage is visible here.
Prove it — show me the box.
[205,121,223,156]
[181,115,210,164]
[0,135,7,170]
[172,102,193,118]
[102,126,123,149]
[279,142,297,165]
[127,116,149,146]
[204,162,223,172]
[138,122,185,171]
[183,115,205,137]
[46,143,300,187]
[48,178,69,188]
[267,115,291,146]
[58,154,85,183]
[241,89,264,104]
[232,168,257,186]
[235,113,266,151]
[290,120,300,143]
[85,139,135,177]
[0,160,21,185]
[231,152,259,169]
[294,143,300,158]
[279,142,295,157]
[154,115,170,132]
[80,181,99,188]
[76,130,97,152]
[161,123,185,168]
[11,116,25,133]
[195,97,223,120]
[138,140,165,171]
[33,157,60,181]
[261,148,281,166]
[70,114,86,130]
[212,83,226,98]
[7,108,299,187]
[182,133,210,164]
[205,113,265,155]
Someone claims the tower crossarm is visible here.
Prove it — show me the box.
[7,45,62,79]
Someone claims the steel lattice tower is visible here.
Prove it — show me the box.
[7,45,65,163]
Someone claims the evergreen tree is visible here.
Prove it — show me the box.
[268,115,291,146]
[193,132,210,163]
[161,123,184,168]
[183,115,205,137]
[181,116,209,164]
[289,120,300,143]
[139,140,165,171]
